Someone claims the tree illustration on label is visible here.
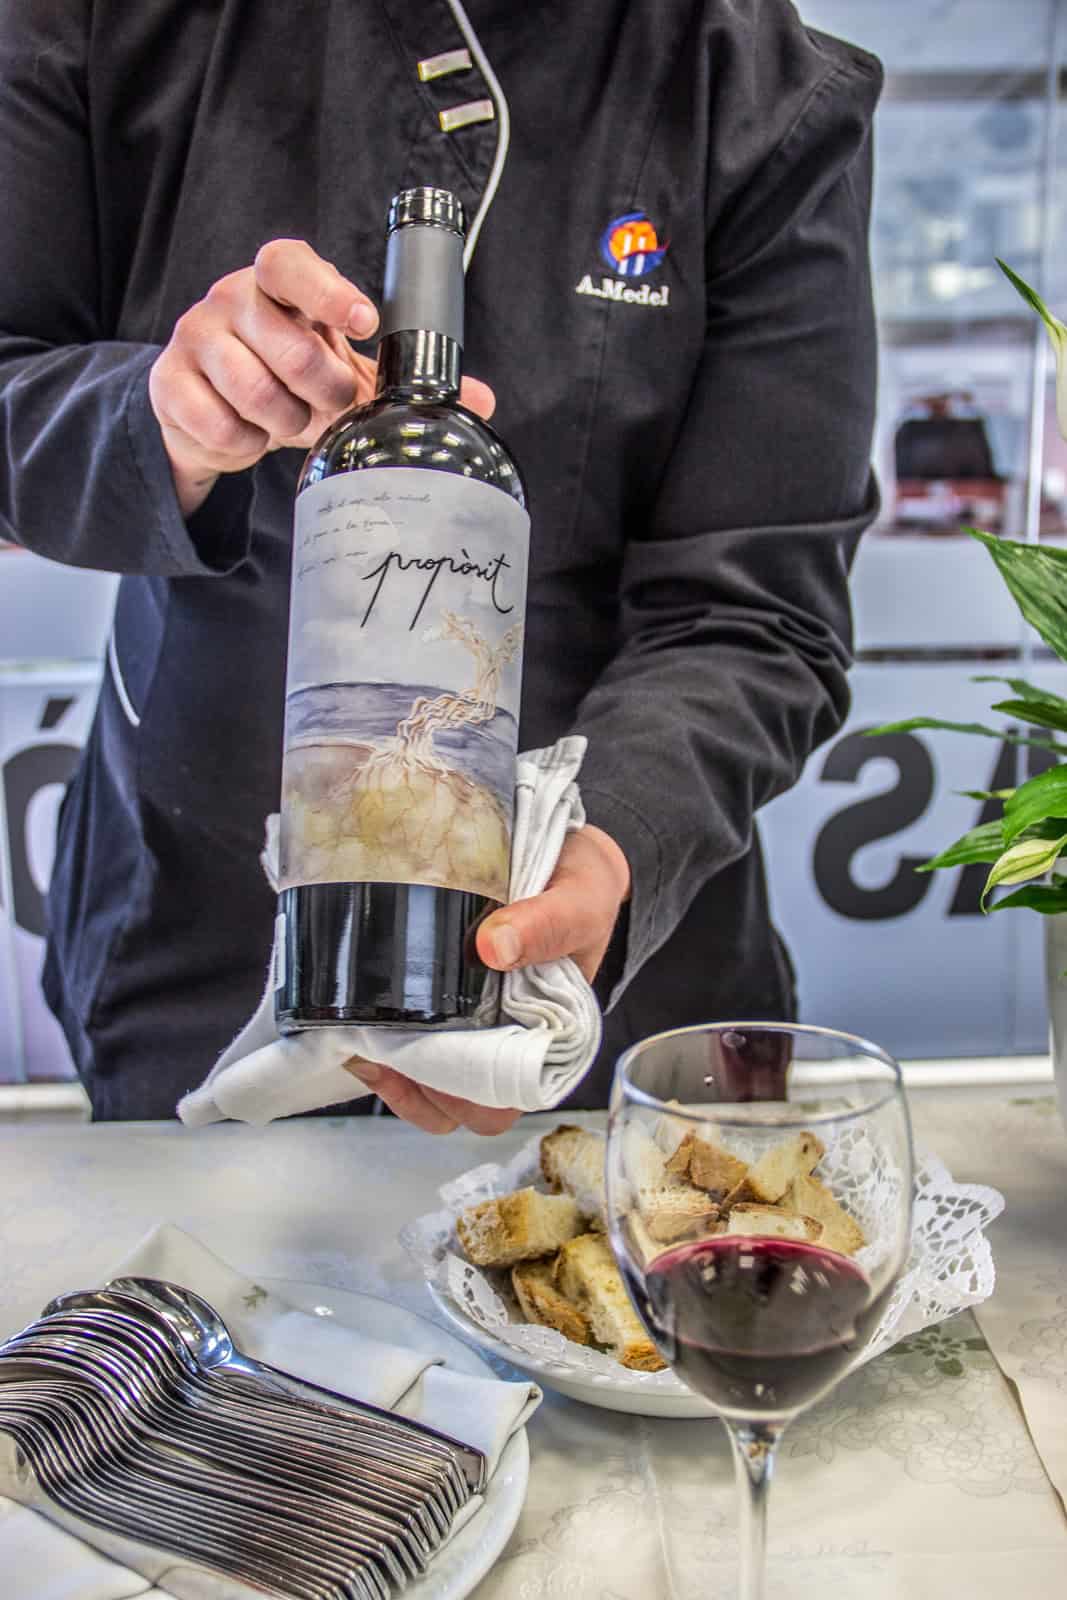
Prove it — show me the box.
[279,610,523,901]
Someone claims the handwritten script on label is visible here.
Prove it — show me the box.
[361,547,514,630]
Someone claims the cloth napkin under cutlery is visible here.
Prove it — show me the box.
[0,1223,541,1600]
[178,736,603,1127]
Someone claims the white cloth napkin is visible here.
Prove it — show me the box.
[0,1223,541,1600]
[178,736,603,1127]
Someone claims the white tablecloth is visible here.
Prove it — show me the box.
[1,1094,1065,1599]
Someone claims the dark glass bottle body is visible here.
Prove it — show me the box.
[275,327,527,1031]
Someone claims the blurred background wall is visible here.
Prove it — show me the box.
[763,0,1067,1060]
[2,0,1065,1081]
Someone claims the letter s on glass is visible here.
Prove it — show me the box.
[812,730,934,921]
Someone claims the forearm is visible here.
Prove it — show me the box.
[0,4,254,577]
[574,485,878,1004]
[0,338,254,574]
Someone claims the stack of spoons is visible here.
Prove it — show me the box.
[0,1276,486,1599]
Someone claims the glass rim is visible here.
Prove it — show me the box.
[614,1019,906,1129]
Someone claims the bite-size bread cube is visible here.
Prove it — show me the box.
[784,1174,866,1255]
[640,1186,720,1243]
[540,1124,607,1228]
[666,1131,750,1201]
[720,1202,823,1242]
[456,1187,583,1268]
[555,1232,666,1371]
[624,1124,720,1242]
[724,1131,825,1208]
[511,1258,592,1345]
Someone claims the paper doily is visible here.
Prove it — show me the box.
[399,1131,1004,1393]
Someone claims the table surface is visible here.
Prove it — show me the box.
[1,1093,1065,1600]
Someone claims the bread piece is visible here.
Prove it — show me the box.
[555,1232,666,1371]
[511,1259,592,1345]
[721,1202,823,1242]
[625,1211,668,1268]
[723,1131,825,1208]
[619,1122,720,1242]
[641,1187,720,1243]
[667,1131,750,1201]
[663,1131,695,1179]
[651,1103,690,1154]
[540,1124,607,1227]
[456,1187,583,1268]
[785,1173,866,1256]
[620,1129,712,1242]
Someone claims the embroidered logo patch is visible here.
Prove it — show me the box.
[599,212,668,279]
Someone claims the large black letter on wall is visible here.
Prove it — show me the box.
[813,731,935,920]
[2,743,79,938]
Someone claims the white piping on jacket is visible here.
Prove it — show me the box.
[442,0,510,268]
[107,626,141,728]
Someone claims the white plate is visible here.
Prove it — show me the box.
[425,1282,717,1420]
[262,1278,530,1599]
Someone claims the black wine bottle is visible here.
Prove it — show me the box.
[275,187,529,1031]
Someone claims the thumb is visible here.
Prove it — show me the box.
[460,375,496,421]
[477,882,604,972]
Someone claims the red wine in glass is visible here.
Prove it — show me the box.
[627,1236,894,1417]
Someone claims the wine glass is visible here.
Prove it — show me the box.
[606,1022,913,1600]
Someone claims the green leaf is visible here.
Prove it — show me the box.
[972,675,1067,710]
[1022,818,1067,840]
[920,820,1005,871]
[997,258,1067,343]
[980,832,1067,909]
[997,261,1067,441]
[966,528,1067,661]
[1002,765,1067,843]
[955,788,1015,802]
[865,713,1067,755]
[869,715,1003,738]
[989,697,1067,733]
[936,1357,966,1378]
[988,881,1067,913]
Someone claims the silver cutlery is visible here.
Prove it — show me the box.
[0,1278,489,1599]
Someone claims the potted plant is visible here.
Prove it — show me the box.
[872,260,1067,1122]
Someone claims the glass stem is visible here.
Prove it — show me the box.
[725,1421,784,1600]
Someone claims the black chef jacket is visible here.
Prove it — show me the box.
[0,0,882,1118]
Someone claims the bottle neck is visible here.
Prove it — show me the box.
[375,328,462,402]
[377,216,465,404]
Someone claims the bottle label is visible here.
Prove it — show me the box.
[279,467,529,902]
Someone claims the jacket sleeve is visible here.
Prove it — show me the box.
[574,44,883,1005]
[0,2,252,575]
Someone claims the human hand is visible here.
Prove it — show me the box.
[149,238,496,517]
[341,1058,522,1137]
[476,824,631,985]
[334,825,629,1137]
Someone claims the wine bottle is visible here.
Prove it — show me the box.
[275,187,529,1031]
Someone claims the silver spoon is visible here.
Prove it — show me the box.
[1,1332,406,1594]
[0,1390,337,1599]
[108,1277,485,1495]
[38,1294,459,1537]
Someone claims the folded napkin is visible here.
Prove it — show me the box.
[178,736,603,1127]
[0,1223,541,1600]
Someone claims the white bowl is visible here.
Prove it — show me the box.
[425,1283,717,1419]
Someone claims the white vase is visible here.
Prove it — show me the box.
[1043,913,1067,1127]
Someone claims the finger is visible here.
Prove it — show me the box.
[416,1085,521,1136]
[197,331,313,441]
[254,238,378,338]
[344,1060,460,1135]
[477,879,609,974]
[459,376,496,421]
[232,290,360,416]
[150,363,270,469]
